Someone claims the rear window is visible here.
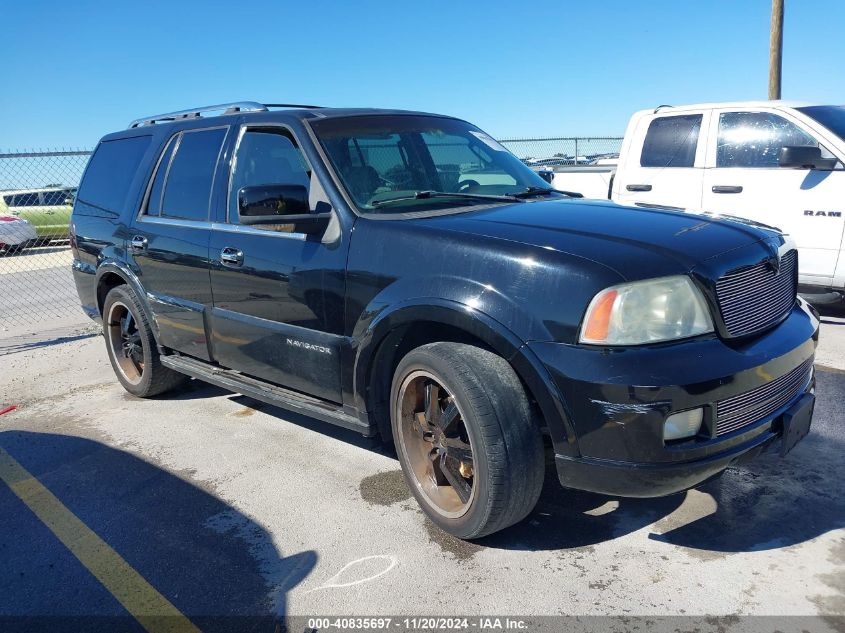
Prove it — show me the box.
[640,114,702,168]
[77,136,152,213]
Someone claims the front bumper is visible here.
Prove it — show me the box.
[529,299,819,498]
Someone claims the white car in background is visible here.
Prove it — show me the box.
[0,215,37,253]
[550,101,845,303]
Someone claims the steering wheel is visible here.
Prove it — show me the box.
[458,179,480,193]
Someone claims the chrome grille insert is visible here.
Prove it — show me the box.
[716,357,813,436]
[715,250,797,337]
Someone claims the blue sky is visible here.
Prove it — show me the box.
[2,0,843,150]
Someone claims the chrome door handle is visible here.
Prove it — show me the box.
[626,184,652,192]
[220,246,244,266]
[712,185,743,194]
[130,236,148,251]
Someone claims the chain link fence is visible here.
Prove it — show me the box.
[0,150,91,337]
[498,137,622,166]
[0,137,621,338]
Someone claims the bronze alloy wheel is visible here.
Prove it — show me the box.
[396,370,476,518]
[106,300,145,386]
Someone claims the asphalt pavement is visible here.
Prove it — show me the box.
[0,304,843,632]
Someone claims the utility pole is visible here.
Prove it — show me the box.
[769,0,784,99]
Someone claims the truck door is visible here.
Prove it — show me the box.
[613,111,708,211]
[700,109,845,284]
[130,127,228,361]
[207,123,348,403]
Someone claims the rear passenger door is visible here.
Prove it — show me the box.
[130,126,229,360]
[614,112,708,211]
[207,123,348,403]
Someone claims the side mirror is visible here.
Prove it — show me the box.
[238,184,331,234]
[778,146,837,170]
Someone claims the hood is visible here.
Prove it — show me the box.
[408,199,783,281]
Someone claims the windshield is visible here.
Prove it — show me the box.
[310,115,553,214]
[797,105,845,143]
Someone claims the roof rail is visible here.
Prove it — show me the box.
[264,103,323,109]
[128,101,268,128]
[653,104,674,113]
[128,101,326,128]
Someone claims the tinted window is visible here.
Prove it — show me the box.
[77,136,152,212]
[717,112,818,168]
[145,136,178,216]
[161,128,227,221]
[798,105,845,143]
[42,190,73,205]
[640,115,702,168]
[7,192,40,207]
[229,129,311,223]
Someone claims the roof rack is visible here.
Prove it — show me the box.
[653,104,674,113]
[128,101,323,128]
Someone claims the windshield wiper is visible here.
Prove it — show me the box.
[510,187,583,199]
[371,190,524,207]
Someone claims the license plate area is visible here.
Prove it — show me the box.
[780,393,815,457]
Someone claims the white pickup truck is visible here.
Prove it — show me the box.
[551,101,845,301]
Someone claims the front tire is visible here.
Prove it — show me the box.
[102,285,187,397]
[391,342,545,539]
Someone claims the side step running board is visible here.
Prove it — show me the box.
[160,354,374,436]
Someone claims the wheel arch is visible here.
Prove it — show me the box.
[94,261,160,341]
[354,300,579,454]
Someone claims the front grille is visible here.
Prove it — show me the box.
[715,249,797,337]
[716,357,813,436]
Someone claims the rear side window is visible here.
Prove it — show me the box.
[5,192,40,207]
[77,136,152,212]
[145,136,178,217]
[160,128,227,221]
[640,115,702,168]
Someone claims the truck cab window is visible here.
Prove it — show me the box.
[717,112,819,168]
[229,129,311,228]
[640,115,702,168]
[160,128,227,221]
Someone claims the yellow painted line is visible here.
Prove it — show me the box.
[0,446,201,633]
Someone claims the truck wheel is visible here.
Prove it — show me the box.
[391,342,545,539]
[102,285,187,397]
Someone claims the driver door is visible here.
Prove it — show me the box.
[208,124,348,403]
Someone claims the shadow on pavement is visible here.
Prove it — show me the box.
[0,431,316,632]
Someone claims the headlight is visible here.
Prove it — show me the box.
[580,275,714,345]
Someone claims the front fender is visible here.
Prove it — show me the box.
[351,296,580,456]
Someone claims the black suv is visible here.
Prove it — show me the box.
[71,101,818,539]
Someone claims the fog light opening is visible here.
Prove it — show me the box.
[664,408,704,442]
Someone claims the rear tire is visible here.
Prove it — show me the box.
[391,342,545,539]
[102,285,187,397]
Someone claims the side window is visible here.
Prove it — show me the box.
[10,192,40,207]
[717,112,818,168]
[77,135,152,213]
[640,114,702,168]
[160,128,227,221]
[42,190,72,206]
[145,136,178,216]
[228,129,311,228]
